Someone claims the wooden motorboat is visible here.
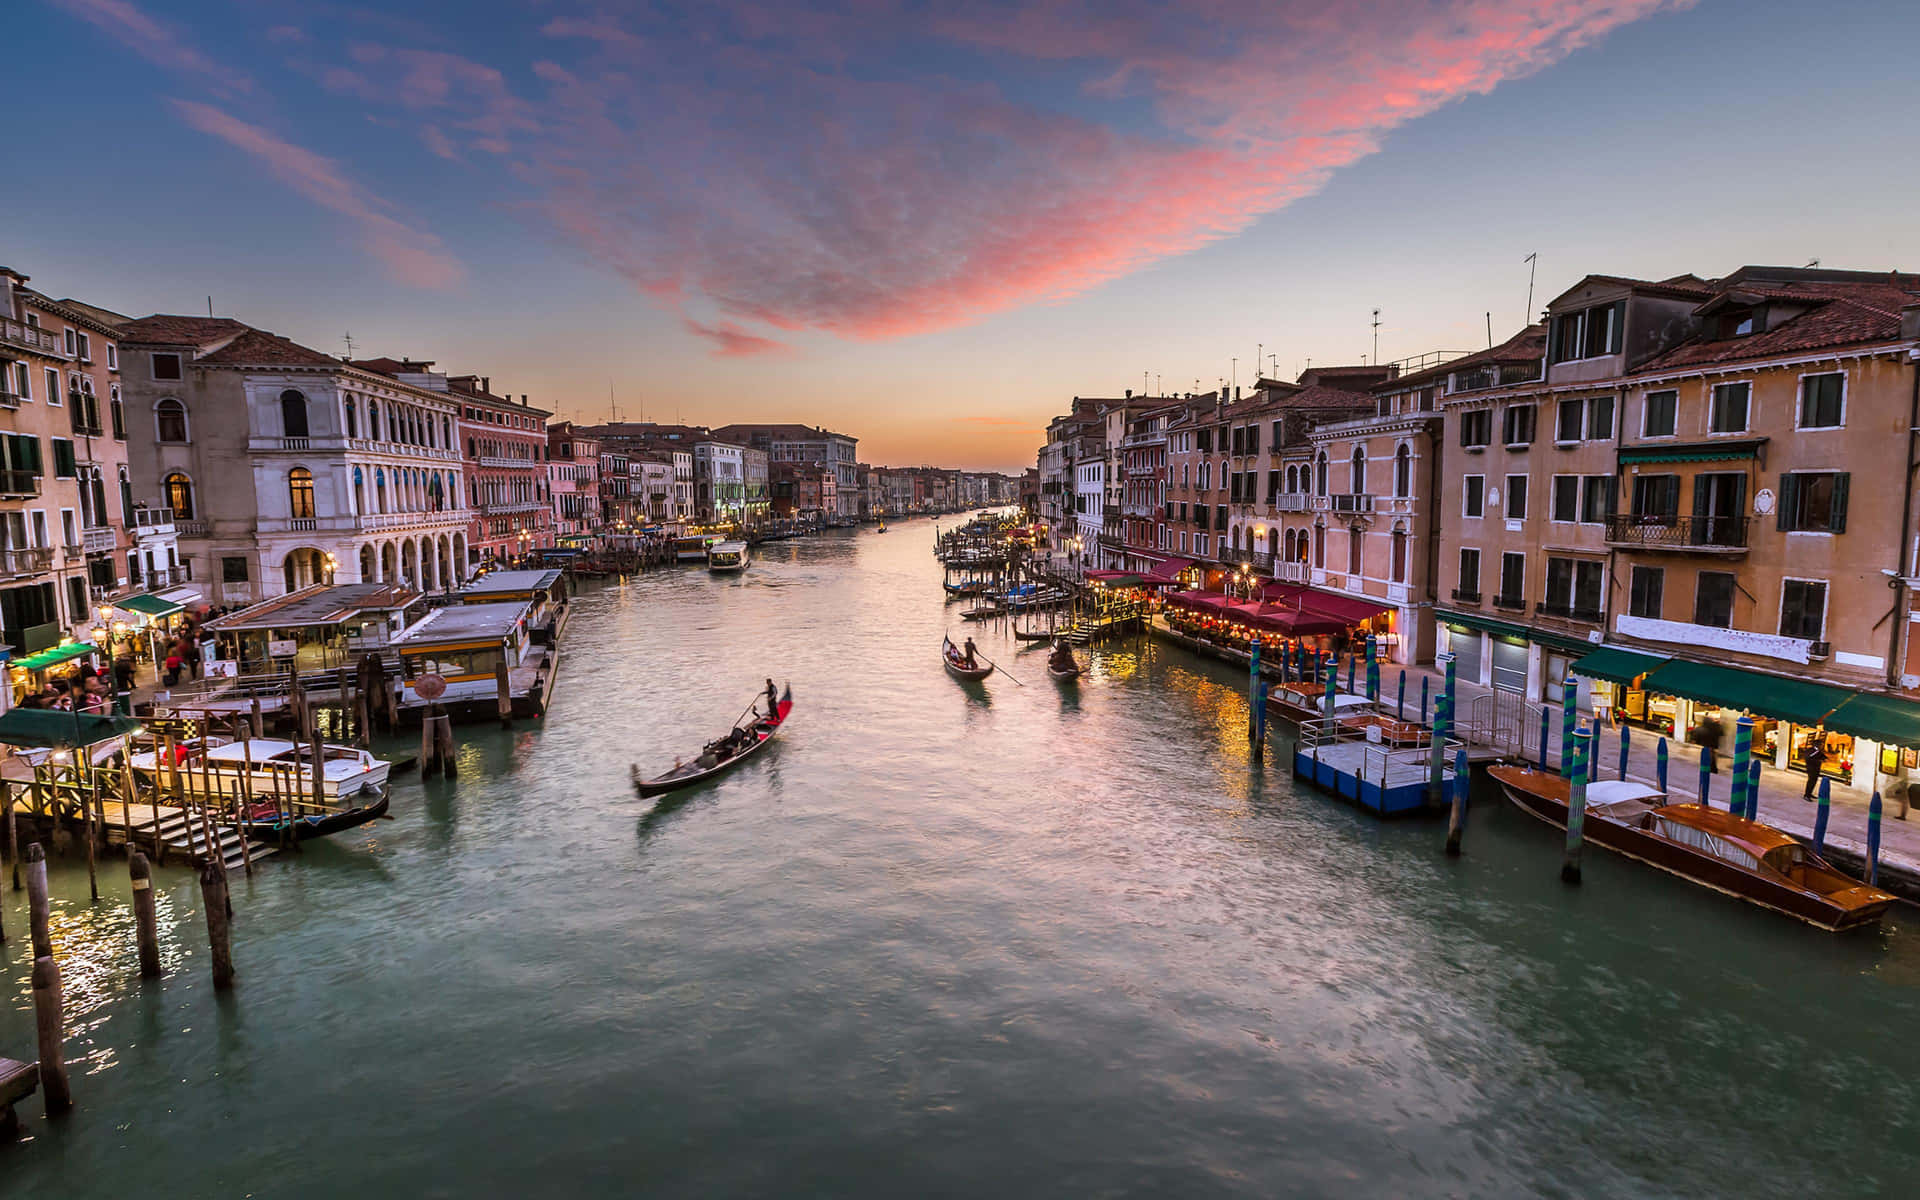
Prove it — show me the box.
[240,794,391,844]
[875,522,888,533]
[943,579,992,598]
[943,635,994,681]
[1488,765,1898,931]
[631,684,793,798]
[1266,682,1374,724]
[127,736,392,801]
[1338,711,1427,746]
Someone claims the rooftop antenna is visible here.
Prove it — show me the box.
[207,296,214,317]
[343,330,356,358]
[1524,252,1538,321]
[1370,309,1381,367]
[1486,312,1494,348]
[1267,353,1278,378]
[1805,257,1820,268]
[1231,357,1237,396]
[1256,344,1262,383]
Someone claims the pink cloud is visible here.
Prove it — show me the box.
[170,100,465,289]
[682,317,792,358]
[46,0,253,94]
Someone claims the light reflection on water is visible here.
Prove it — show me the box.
[0,522,1915,1198]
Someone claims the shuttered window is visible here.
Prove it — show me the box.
[1777,472,1848,533]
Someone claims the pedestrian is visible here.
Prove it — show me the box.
[163,649,184,687]
[1801,736,1827,800]
[1692,711,1724,773]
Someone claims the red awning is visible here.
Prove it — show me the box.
[1298,590,1391,625]
[1083,569,1133,582]
[1166,589,1233,612]
[1145,556,1194,582]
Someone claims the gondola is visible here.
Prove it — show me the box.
[631,685,794,798]
[1047,651,1083,682]
[239,793,390,844]
[1012,626,1057,643]
[943,579,992,598]
[960,602,1004,621]
[943,635,994,681]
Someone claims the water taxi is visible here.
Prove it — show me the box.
[674,534,718,563]
[446,568,570,645]
[126,734,391,801]
[1488,766,1898,931]
[390,600,556,720]
[707,541,750,574]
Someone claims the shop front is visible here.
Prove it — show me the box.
[1436,609,1595,708]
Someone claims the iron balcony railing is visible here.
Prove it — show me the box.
[1536,600,1604,623]
[1604,513,1749,550]
[1332,493,1374,514]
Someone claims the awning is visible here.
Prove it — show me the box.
[1165,590,1232,613]
[116,592,183,618]
[1299,590,1391,625]
[1571,645,1671,685]
[0,708,142,749]
[1823,692,1920,748]
[1618,437,1767,465]
[11,642,96,673]
[1145,557,1194,582]
[1639,659,1854,727]
[1434,608,1590,650]
[1084,569,1146,586]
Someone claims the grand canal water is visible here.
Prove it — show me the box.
[4,524,1920,1197]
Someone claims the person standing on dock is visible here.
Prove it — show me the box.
[1801,737,1827,800]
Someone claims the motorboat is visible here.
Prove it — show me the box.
[127,735,392,802]
[707,541,750,574]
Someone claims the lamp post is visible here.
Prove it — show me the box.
[323,551,338,586]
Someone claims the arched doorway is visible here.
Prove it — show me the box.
[401,540,419,588]
[282,547,327,593]
[359,543,375,583]
[380,541,398,582]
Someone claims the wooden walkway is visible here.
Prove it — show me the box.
[95,800,272,872]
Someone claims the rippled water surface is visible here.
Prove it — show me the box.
[4,524,1919,1197]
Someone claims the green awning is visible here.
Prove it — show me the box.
[1639,658,1853,727]
[116,593,182,618]
[1437,609,1530,641]
[0,708,142,749]
[1571,645,1671,685]
[1824,692,1920,748]
[1618,438,1767,465]
[12,642,96,672]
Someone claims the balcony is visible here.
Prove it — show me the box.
[1331,493,1375,515]
[132,506,175,536]
[59,541,82,560]
[0,318,64,358]
[0,547,55,578]
[1273,561,1311,585]
[1274,495,1308,512]
[176,518,210,537]
[358,509,468,533]
[0,389,20,410]
[1491,593,1527,612]
[1536,600,1604,623]
[1604,513,1749,553]
[1450,588,1481,604]
[82,526,115,553]
[478,456,534,469]
[0,469,39,498]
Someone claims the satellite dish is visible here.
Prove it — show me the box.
[415,673,447,701]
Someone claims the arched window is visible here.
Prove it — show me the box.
[1394,444,1412,498]
[1391,527,1408,583]
[1348,527,1362,576]
[1284,529,1297,560]
[288,467,316,520]
[156,398,188,443]
[165,471,194,519]
[375,468,388,513]
[110,389,125,440]
[368,401,382,441]
[1286,465,1299,493]
[1313,523,1326,568]
[344,397,358,439]
[1315,451,1328,497]
[118,466,133,524]
[280,389,310,438]
[352,466,365,514]
[1351,447,1366,494]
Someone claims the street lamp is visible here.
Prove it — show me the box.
[323,551,338,585]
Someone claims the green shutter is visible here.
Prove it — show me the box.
[52,439,75,478]
[1830,473,1849,533]
[1776,473,1797,531]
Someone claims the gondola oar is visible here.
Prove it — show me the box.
[982,654,1025,686]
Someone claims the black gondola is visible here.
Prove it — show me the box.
[240,793,391,843]
[632,685,794,798]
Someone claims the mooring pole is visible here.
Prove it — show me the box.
[1445,746,1469,857]
[1813,776,1832,855]
[130,851,162,978]
[1656,737,1669,794]
[1562,726,1594,885]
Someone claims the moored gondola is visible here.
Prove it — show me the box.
[632,684,795,798]
[943,635,994,681]
[240,793,391,844]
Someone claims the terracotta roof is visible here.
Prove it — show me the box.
[1568,273,1716,301]
[1635,280,1920,373]
[111,315,250,346]
[1380,325,1546,392]
[196,328,343,367]
[710,422,855,444]
[348,356,435,376]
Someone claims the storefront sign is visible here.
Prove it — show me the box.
[268,639,298,658]
[1614,614,1810,664]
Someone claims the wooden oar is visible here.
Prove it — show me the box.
[983,655,1025,686]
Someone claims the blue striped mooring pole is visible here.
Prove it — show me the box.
[1656,737,1669,794]
[1563,727,1594,884]
[1729,716,1753,819]
[1868,791,1884,887]
[1698,744,1713,808]
[1397,669,1407,721]
[1813,776,1832,856]
[1559,679,1577,779]
[1745,757,1762,821]
[1617,722,1630,781]
[1445,746,1469,856]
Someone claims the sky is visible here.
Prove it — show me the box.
[11,0,1920,471]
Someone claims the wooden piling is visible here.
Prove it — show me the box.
[130,851,162,978]
[250,696,264,740]
[234,734,256,876]
[5,786,17,891]
[419,705,439,777]
[495,660,513,729]
[25,843,51,960]
[32,956,71,1114]
[82,760,98,903]
[1445,747,1469,857]
[198,860,235,990]
[436,708,457,780]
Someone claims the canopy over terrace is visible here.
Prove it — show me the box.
[204,582,425,673]
[1166,592,1349,637]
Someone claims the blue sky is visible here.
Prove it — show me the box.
[10,0,1919,469]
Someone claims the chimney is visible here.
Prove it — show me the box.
[482,376,491,394]
[521,394,528,406]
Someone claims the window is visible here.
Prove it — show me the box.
[1391,529,1407,582]
[222,556,249,583]
[50,439,75,478]
[1459,410,1491,448]
[1461,474,1485,518]
[1195,532,1208,557]
[63,329,76,356]
[1348,530,1362,576]
[1314,525,1325,567]
[106,344,117,370]
[44,368,59,406]
[1315,452,1327,496]
[1798,373,1844,429]
[110,390,124,439]
[1553,398,1582,443]
[1709,382,1750,433]
[1394,445,1411,497]
[280,390,310,438]
[75,332,90,362]
[1545,557,1604,620]
[1579,476,1613,524]
[1629,566,1663,619]
[1778,472,1849,533]
[1641,390,1676,437]
[1630,473,1680,518]
[1719,310,1756,339]
[1502,404,1534,446]
[1457,548,1480,597]
[156,398,188,442]
[1588,394,1614,440]
[1550,300,1625,363]
[165,472,194,520]
[10,363,30,401]
[1694,571,1736,628]
[1505,475,1528,520]
[1551,475,1579,522]
[1498,552,1525,602]
[1214,505,1227,531]
[1780,580,1827,641]
[1350,448,1366,494]
[151,353,182,380]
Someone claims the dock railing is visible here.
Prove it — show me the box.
[1295,715,1466,781]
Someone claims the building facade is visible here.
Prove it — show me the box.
[547,422,602,542]
[442,372,553,570]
